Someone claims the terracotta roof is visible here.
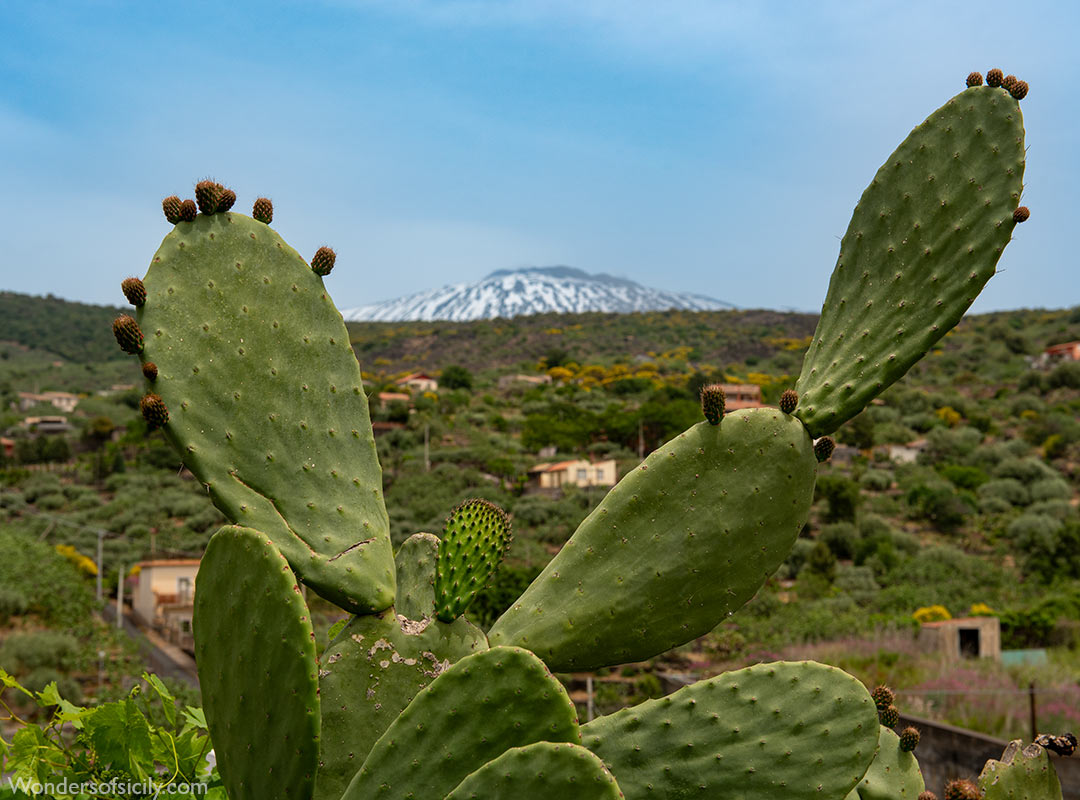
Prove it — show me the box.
[137,559,201,568]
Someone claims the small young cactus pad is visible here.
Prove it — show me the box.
[794,80,1026,437]
[433,498,512,622]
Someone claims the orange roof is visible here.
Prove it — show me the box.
[137,559,201,568]
[1045,341,1080,354]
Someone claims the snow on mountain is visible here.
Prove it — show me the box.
[341,266,735,322]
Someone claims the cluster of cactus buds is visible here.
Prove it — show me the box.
[107,73,1059,800]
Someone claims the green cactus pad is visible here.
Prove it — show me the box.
[434,499,512,622]
[314,538,488,800]
[979,740,1063,800]
[342,646,578,799]
[845,726,925,800]
[445,742,623,800]
[795,85,1026,437]
[583,660,879,800]
[136,211,394,614]
[193,526,320,800]
[488,408,816,671]
[395,532,441,620]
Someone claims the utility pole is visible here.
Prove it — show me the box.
[637,418,645,460]
[424,423,431,472]
[1029,681,1038,741]
[116,565,124,629]
[96,531,105,602]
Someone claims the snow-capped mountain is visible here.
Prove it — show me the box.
[341,267,735,322]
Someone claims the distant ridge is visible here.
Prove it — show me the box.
[341,266,736,322]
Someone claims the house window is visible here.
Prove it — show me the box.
[177,577,191,603]
[595,469,604,481]
[576,469,588,482]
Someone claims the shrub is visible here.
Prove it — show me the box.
[995,456,1057,483]
[1029,477,1071,502]
[913,604,951,623]
[938,464,989,491]
[859,469,893,491]
[977,478,1029,507]
[0,631,80,672]
[820,522,859,560]
[816,475,860,523]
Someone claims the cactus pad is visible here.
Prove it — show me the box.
[193,526,320,800]
[395,532,441,620]
[315,539,488,800]
[135,210,395,613]
[979,740,1063,800]
[583,660,879,800]
[445,742,623,800]
[845,726,925,800]
[489,408,816,671]
[795,84,1026,436]
[434,499,512,622]
[342,646,579,799]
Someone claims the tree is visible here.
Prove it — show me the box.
[440,365,473,390]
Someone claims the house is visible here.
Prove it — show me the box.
[497,374,553,389]
[132,559,200,649]
[17,391,79,413]
[918,617,1001,661]
[1,437,13,459]
[877,439,928,464]
[1039,341,1080,366]
[21,416,74,435]
[720,383,763,411]
[396,372,439,393]
[528,459,618,490]
[377,392,412,407]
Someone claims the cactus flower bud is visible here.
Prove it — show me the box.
[162,195,182,224]
[112,315,144,355]
[140,393,169,429]
[253,197,273,224]
[311,246,337,276]
[121,277,146,307]
[700,384,726,425]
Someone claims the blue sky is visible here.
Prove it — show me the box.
[2,1,1077,313]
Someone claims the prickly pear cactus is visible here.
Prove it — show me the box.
[795,81,1027,436]
[193,526,320,800]
[489,408,816,670]
[314,533,488,800]
[113,71,1048,800]
[582,661,880,800]
[445,742,623,800]
[979,740,1063,800]
[434,498,512,623]
[845,726,926,800]
[133,201,394,614]
[341,647,579,799]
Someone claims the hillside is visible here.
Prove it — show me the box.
[2,290,1080,738]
